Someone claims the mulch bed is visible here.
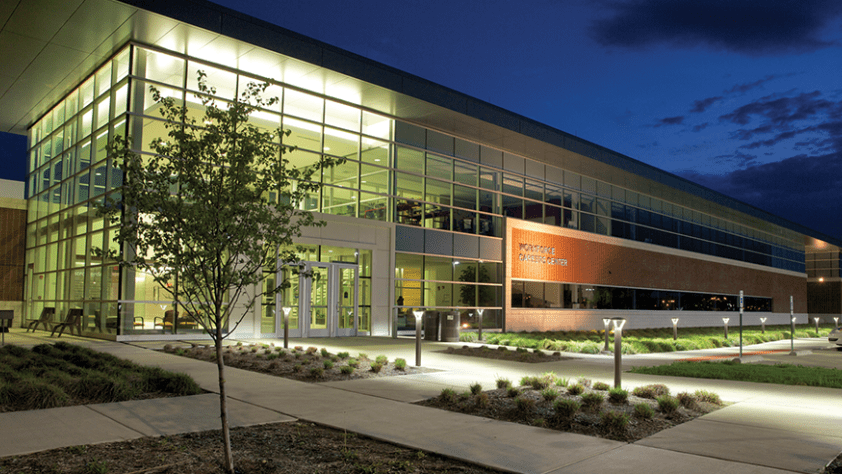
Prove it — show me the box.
[416,379,722,443]
[161,343,437,383]
[0,421,504,473]
[439,344,571,362]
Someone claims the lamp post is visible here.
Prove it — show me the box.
[814,317,820,333]
[789,295,796,356]
[671,318,679,340]
[603,318,611,351]
[834,317,839,328]
[611,318,626,388]
[477,308,484,342]
[414,310,424,367]
[722,317,730,339]
[738,290,744,359]
[759,317,767,334]
[282,306,291,349]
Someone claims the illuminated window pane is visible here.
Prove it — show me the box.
[187,62,237,99]
[325,100,359,132]
[284,89,323,122]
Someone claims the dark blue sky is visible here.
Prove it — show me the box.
[4,0,840,239]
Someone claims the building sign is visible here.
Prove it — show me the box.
[511,228,577,282]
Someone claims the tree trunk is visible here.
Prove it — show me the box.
[215,328,235,473]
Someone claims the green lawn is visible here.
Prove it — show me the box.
[465,325,831,354]
[630,361,842,388]
[0,341,202,411]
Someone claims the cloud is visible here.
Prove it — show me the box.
[590,0,842,54]
[691,97,722,113]
[691,123,709,132]
[678,152,842,238]
[655,116,684,126]
[724,74,792,94]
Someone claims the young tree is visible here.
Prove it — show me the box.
[99,72,339,473]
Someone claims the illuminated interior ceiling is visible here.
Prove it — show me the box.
[1,0,840,249]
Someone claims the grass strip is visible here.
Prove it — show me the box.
[474,325,831,354]
[630,361,842,389]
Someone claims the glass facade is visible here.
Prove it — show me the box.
[23,41,806,337]
[511,281,772,312]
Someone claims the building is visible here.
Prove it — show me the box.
[1,0,839,340]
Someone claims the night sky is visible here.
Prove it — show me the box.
[3,0,840,239]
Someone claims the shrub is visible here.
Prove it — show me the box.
[554,399,580,418]
[375,355,388,365]
[520,375,550,390]
[608,387,629,404]
[514,395,536,413]
[693,390,723,405]
[460,332,478,343]
[555,377,569,388]
[439,388,457,403]
[394,358,407,371]
[474,392,490,408]
[294,346,303,351]
[292,364,302,373]
[507,386,520,398]
[266,353,278,361]
[348,358,359,368]
[577,378,592,388]
[657,395,679,414]
[600,411,630,433]
[309,367,324,378]
[676,392,697,409]
[459,391,472,401]
[323,360,334,370]
[633,403,655,419]
[496,377,512,389]
[580,392,604,411]
[275,347,284,353]
[306,347,319,355]
[337,351,350,359]
[320,348,330,358]
[357,353,369,360]
[469,382,483,395]
[567,384,584,396]
[370,362,383,373]
[340,365,354,375]
[541,388,559,401]
[632,384,670,399]
[593,381,610,391]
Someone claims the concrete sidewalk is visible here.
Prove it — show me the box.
[1,330,840,473]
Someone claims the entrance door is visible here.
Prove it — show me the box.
[297,261,358,337]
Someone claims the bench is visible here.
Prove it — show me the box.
[50,308,83,337]
[26,307,55,332]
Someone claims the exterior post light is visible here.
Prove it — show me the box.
[759,317,767,334]
[671,318,679,340]
[603,318,611,351]
[834,317,839,328]
[414,310,424,367]
[282,306,291,349]
[476,308,484,341]
[611,317,626,388]
[738,290,744,359]
[722,317,730,339]
[789,296,796,356]
[814,317,820,333]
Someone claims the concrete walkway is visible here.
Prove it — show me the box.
[1,329,841,473]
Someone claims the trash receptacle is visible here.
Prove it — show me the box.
[440,311,460,342]
[423,311,440,341]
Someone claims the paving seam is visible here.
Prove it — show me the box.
[670,407,842,441]
[79,404,151,440]
[630,441,814,474]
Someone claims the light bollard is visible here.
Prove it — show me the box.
[282,306,291,349]
[738,290,744,359]
[834,317,839,329]
[603,318,611,351]
[722,317,730,339]
[611,318,626,388]
[789,295,796,356]
[414,310,424,367]
[760,317,767,334]
[814,317,820,333]
[671,318,679,340]
[477,308,484,342]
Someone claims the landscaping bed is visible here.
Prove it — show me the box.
[0,342,202,412]
[463,326,831,354]
[162,343,435,382]
[416,374,723,442]
[631,360,842,388]
[0,421,503,474]
[440,344,571,362]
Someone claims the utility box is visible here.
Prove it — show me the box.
[441,311,461,342]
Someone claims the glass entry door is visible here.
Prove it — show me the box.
[297,261,359,337]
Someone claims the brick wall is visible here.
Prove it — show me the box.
[0,207,26,301]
